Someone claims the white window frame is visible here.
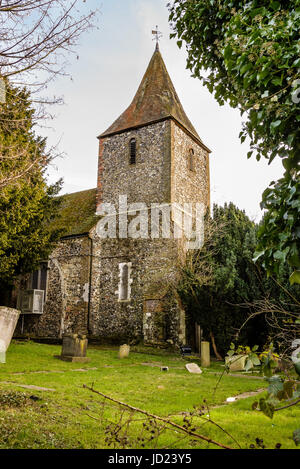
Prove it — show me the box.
[116,262,132,302]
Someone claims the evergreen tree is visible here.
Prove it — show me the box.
[169,1,300,282]
[0,82,63,294]
[178,203,298,356]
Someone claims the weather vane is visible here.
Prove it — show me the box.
[152,25,162,50]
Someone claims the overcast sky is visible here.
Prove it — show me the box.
[41,0,284,222]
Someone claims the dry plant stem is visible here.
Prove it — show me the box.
[257,398,300,413]
[234,297,299,358]
[212,368,228,399]
[205,415,241,449]
[270,276,300,306]
[273,398,300,412]
[165,434,190,449]
[83,385,235,450]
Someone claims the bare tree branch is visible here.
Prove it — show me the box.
[83,384,236,450]
[0,1,98,189]
[0,1,98,87]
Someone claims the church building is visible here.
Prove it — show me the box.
[15,45,211,347]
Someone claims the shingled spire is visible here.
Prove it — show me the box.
[99,47,202,143]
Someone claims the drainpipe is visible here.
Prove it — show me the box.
[87,236,93,336]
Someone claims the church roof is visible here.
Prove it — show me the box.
[52,188,99,238]
[99,47,202,143]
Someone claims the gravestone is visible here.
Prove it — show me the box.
[55,333,90,363]
[201,341,210,368]
[0,307,20,363]
[0,340,5,364]
[225,354,247,372]
[118,344,130,359]
[185,363,202,374]
[160,366,169,372]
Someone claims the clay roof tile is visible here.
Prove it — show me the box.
[99,47,202,143]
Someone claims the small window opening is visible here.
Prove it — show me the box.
[120,264,129,300]
[130,138,136,165]
[118,263,132,301]
[188,149,195,172]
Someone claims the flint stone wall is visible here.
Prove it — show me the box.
[15,236,91,338]
[171,122,210,208]
[15,119,210,347]
[89,231,182,344]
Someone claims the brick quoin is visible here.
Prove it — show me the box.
[96,138,104,212]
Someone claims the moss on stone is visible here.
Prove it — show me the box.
[51,188,100,238]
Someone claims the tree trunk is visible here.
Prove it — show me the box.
[210,331,223,360]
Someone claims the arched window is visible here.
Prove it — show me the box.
[129,138,136,165]
[188,148,195,172]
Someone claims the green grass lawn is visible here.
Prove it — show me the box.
[0,341,299,449]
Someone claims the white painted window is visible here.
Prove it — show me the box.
[117,262,132,301]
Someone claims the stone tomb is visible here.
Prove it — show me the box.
[0,307,20,363]
[55,333,91,363]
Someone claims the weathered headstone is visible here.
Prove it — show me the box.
[225,354,247,372]
[0,307,20,363]
[185,363,202,374]
[0,340,5,364]
[118,344,130,359]
[55,333,90,363]
[201,341,210,368]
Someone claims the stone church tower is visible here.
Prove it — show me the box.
[90,46,211,346]
[13,46,210,348]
